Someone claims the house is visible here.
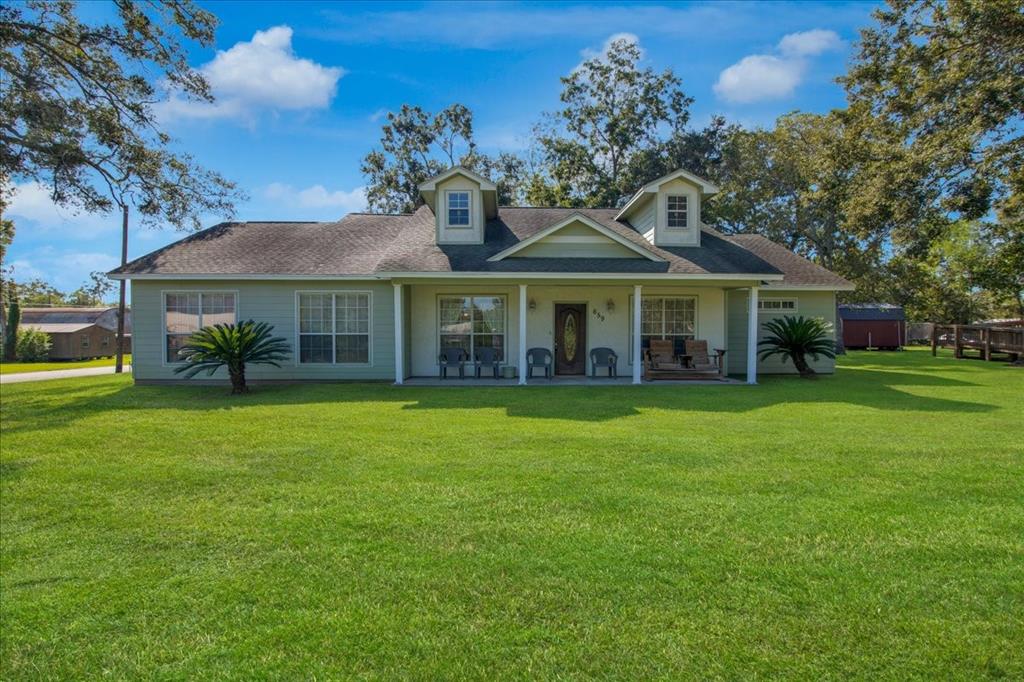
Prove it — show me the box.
[109,167,853,385]
[19,307,131,360]
[838,304,905,350]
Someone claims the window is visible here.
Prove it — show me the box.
[667,195,688,229]
[298,292,370,364]
[631,296,696,358]
[101,336,110,348]
[81,335,90,348]
[758,298,798,313]
[447,191,470,227]
[439,296,505,361]
[165,292,236,363]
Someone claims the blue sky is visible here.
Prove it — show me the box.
[6,0,879,293]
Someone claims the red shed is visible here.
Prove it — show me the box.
[839,304,905,350]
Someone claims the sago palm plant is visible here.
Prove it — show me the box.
[173,320,291,394]
[757,315,836,377]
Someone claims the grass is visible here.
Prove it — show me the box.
[0,355,130,375]
[1,348,1021,679]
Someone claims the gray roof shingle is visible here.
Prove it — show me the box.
[111,206,852,288]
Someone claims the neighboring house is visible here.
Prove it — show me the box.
[20,307,132,360]
[109,167,852,385]
[839,304,905,350]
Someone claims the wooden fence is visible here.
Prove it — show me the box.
[932,324,1024,361]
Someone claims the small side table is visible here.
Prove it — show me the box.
[714,348,727,375]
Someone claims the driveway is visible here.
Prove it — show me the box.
[1,366,131,384]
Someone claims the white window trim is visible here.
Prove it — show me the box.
[444,189,472,229]
[436,294,508,365]
[161,290,239,367]
[294,290,374,367]
[666,195,688,231]
[758,297,799,314]
[627,294,699,365]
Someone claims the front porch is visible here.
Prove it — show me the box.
[390,278,763,386]
[403,375,743,387]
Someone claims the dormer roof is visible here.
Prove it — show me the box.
[615,168,720,221]
[418,166,499,219]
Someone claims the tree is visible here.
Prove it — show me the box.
[0,199,13,330]
[362,104,528,213]
[3,298,18,362]
[69,271,116,307]
[15,279,66,307]
[757,316,837,377]
[173,320,292,394]
[712,112,887,283]
[840,0,1024,249]
[1,0,243,230]
[533,36,694,207]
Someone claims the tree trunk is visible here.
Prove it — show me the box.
[115,204,129,374]
[229,365,247,394]
[792,352,816,377]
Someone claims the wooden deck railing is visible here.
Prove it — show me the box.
[932,324,1024,361]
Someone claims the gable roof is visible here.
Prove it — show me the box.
[417,166,497,191]
[487,212,664,262]
[110,206,851,288]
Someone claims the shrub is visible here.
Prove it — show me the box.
[16,328,52,362]
[757,315,836,377]
[173,320,291,394]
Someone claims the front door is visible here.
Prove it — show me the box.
[554,303,587,375]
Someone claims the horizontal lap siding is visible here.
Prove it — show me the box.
[130,280,395,382]
[727,290,837,376]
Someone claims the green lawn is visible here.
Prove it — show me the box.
[1,349,1021,679]
[0,355,130,375]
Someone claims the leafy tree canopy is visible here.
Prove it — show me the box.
[840,0,1024,241]
[361,104,528,214]
[0,0,243,229]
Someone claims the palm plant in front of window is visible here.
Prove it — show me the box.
[173,320,291,394]
[757,315,836,378]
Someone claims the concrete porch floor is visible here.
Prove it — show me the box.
[401,375,742,386]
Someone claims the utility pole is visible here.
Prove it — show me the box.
[115,204,128,374]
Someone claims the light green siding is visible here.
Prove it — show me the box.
[130,279,395,383]
[512,241,642,258]
[727,289,838,376]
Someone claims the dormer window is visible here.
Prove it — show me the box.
[446,190,470,227]
[667,195,688,229]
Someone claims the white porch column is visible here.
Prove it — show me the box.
[393,283,404,385]
[747,286,759,385]
[518,284,528,385]
[632,285,642,384]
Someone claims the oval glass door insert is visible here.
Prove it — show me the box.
[564,312,577,362]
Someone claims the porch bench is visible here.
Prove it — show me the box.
[643,339,726,381]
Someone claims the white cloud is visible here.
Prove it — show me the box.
[9,251,119,290]
[778,29,843,58]
[714,55,804,103]
[369,108,389,122]
[7,181,118,237]
[581,32,642,60]
[162,26,344,121]
[714,28,843,104]
[265,183,367,216]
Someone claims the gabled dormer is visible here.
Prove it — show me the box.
[615,169,719,248]
[418,167,499,245]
